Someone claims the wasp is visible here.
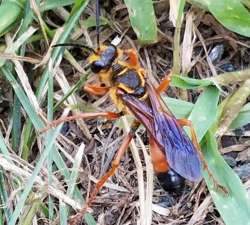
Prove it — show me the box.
[44,2,223,224]
[46,42,205,225]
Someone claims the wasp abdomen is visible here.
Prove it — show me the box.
[157,169,185,192]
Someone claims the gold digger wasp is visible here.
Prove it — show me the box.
[43,1,225,224]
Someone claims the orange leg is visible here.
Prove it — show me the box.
[124,49,140,68]
[69,131,135,225]
[40,112,120,133]
[177,118,227,193]
[156,70,172,94]
[84,84,109,96]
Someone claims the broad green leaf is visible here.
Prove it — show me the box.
[187,87,250,225]
[124,0,157,44]
[162,96,194,118]
[0,0,24,37]
[189,0,250,37]
[171,75,213,89]
[207,0,250,37]
[201,131,250,225]
[188,86,219,141]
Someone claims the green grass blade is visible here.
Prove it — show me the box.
[171,74,213,89]
[0,129,10,156]
[201,131,250,225]
[36,0,90,99]
[1,67,44,129]
[188,86,220,141]
[54,71,90,110]
[124,0,157,44]
[51,145,96,224]
[0,171,11,221]
[8,127,62,225]
[59,201,68,225]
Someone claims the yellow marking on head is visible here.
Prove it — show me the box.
[87,45,109,63]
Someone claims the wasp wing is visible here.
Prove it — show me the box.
[122,86,202,182]
[146,83,202,181]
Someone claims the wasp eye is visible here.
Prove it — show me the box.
[91,61,104,73]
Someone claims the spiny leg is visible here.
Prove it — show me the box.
[40,112,120,133]
[69,124,138,225]
[84,83,109,96]
[177,118,228,194]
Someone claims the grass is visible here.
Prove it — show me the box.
[0,0,250,225]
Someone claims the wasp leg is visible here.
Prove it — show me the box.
[69,128,136,225]
[123,49,140,68]
[84,84,109,96]
[40,112,120,133]
[156,70,172,94]
[149,136,184,191]
[177,118,228,194]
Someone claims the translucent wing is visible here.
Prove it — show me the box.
[122,85,202,181]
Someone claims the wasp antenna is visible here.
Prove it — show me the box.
[96,0,100,50]
[52,43,97,54]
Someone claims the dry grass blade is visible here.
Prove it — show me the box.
[151,204,170,216]
[14,60,43,115]
[137,134,153,225]
[30,0,49,46]
[34,27,64,68]
[54,66,91,139]
[207,68,250,85]
[187,196,212,225]
[169,0,180,27]
[181,11,196,74]
[0,154,82,210]
[221,140,250,154]
[122,117,145,225]
[217,80,250,136]
[0,53,40,64]
[193,25,217,76]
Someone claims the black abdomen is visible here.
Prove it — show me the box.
[157,169,185,192]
